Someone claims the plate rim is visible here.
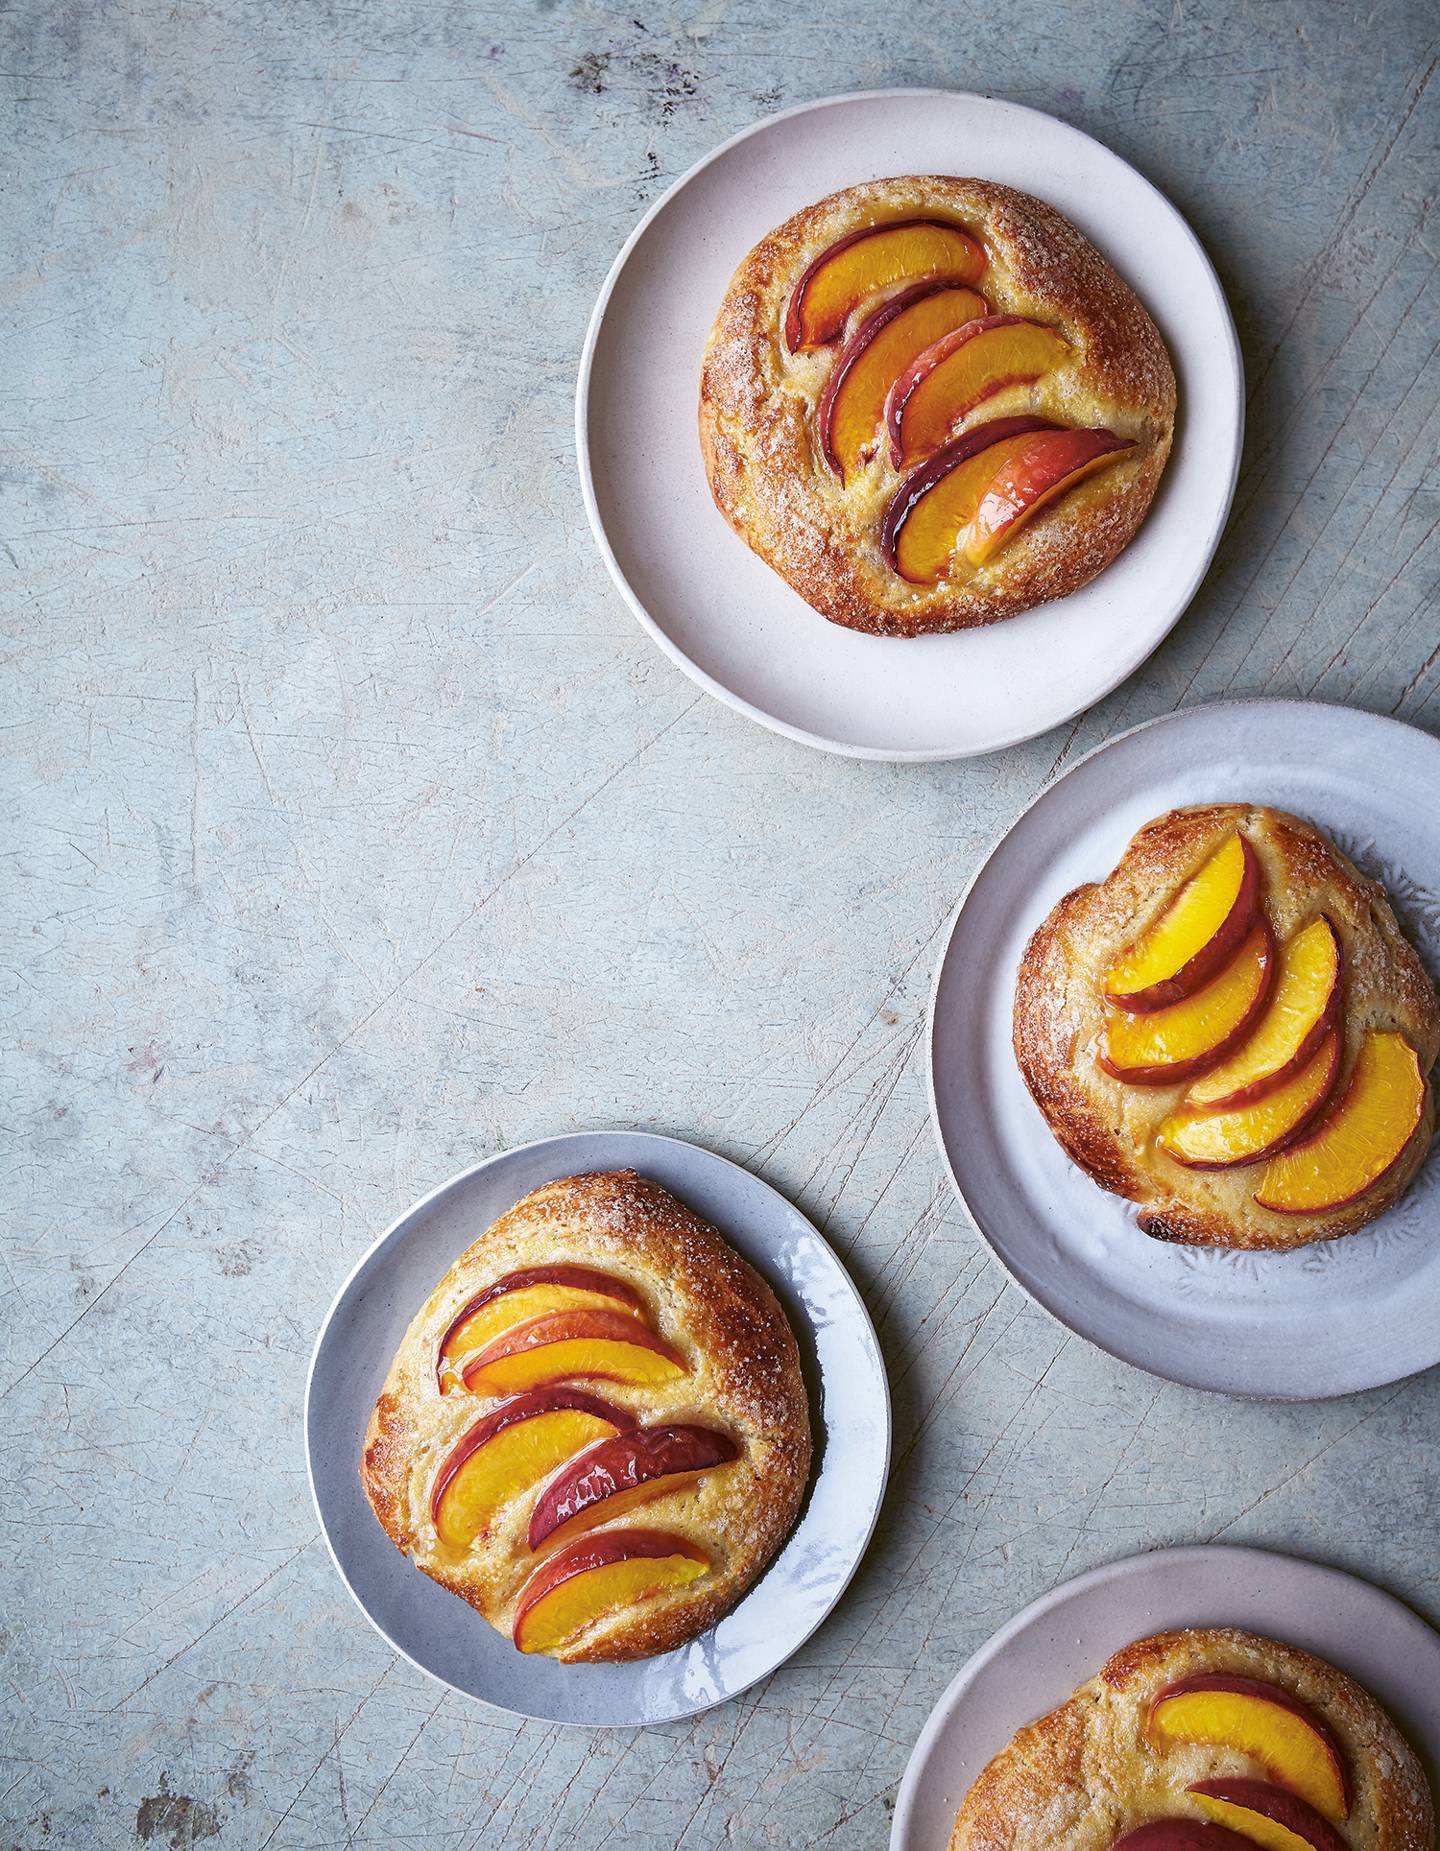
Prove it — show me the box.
[889,1541,1440,1851]
[925,695,1440,1400]
[574,85,1244,763]
[303,1126,893,1727]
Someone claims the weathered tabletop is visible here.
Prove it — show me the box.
[7,2,1439,1846]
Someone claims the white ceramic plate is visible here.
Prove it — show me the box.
[305,1130,890,1726]
[928,699,1440,1399]
[576,89,1241,761]
[892,1544,1440,1851]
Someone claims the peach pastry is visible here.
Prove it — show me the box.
[949,1629,1433,1851]
[361,1170,811,1662]
[699,177,1175,636]
[1014,804,1439,1248]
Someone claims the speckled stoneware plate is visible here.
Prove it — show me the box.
[305,1130,890,1726]
[576,88,1241,761]
[928,699,1440,1398]
[891,1544,1440,1851]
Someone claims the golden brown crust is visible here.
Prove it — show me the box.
[699,177,1176,637]
[360,1170,812,1662]
[951,1628,1434,1851]
[1012,804,1440,1250]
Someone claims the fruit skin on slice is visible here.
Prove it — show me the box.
[512,1527,709,1655]
[462,1307,689,1395]
[1148,1675,1350,1820]
[436,1264,646,1392]
[528,1423,740,1551]
[1255,1030,1429,1215]
[1185,917,1342,1110]
[959,425,1135,567]
[429,1389,628,1551]
[817,283,987,482]
[785,219,986,351]
[1104,834,1261,1013]
[1110,1822,1266,1851]
[1098,918,1275,1086]
[1189,1779,1349,1851]
[881,415,1059,583]
[1157,1029,1339,1170]
[884,314,1070,465]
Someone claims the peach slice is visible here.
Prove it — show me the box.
[1157,1030,1339,1169]
[1104,834,1262,1013]
[429,1389,627,1550]
[512,1527,709,1655]
[1186,917,1342,1110]
[885,315,1070,465]
[1148,1675,1349,1820]
[528,1423,740,1551]
[1098,919,1275,1086]
[1190,1780,1348,1851]
[785,219,986,351]
[462,1307,688,1395]
[958,424,1135,566]
[1255,1030,1429,1215]
[436,1265,646,1393]
[1111,1823,1262,1851]
[881,415,1059,583]
[818,283,987,481]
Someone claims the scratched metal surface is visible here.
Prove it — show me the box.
[5,2,1439,1846]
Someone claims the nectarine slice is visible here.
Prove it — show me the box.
[437,1265,646,1392]
[1148,1676,1349,1820]
[462,1307,688,1395]
[512,1527,709,1655]
[1104,834,1260,1012]
[528,1422,740,1551]
[785,219,986,351]
[1157,1030,1338,1169]
[1186,917,1341,1110]
[1190,1780,1348,1851]
[881,415,1059,583]
[959,424,1135,566]
[818,283,987,481]
[430,1389,626,1550]
[1255,1030,1428,1215]
[885,315,1070,465]
[1099,919,1275,1086]
[1111,1823,1265,1851]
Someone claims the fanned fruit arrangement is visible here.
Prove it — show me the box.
[700,177,1175,636]
[1013,804,1439,1249]
[947,1629,1434,1851]
[361,1170,811,1662]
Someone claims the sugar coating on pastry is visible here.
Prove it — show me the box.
[1013,803,1439,1250]
[950,1627,1433,1851]
[361,1169,812,1663]
[699,177,1176,637]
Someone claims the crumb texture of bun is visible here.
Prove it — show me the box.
[699,176,1176,637]
[360,1169,812,1662]
[1012,803,1439,1249]
[950,1627,1434,1851]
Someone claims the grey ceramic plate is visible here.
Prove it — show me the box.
[305,1130,890,1726]
[892,1544,1440,1851]
[576,88,1241,761]
[929,699,1440,1399]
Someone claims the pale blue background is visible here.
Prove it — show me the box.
[5,2,1438,1846]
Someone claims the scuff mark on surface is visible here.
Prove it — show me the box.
[215,1238,258,1277]
[134,1775,220,1848]
[569,50,610,94]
